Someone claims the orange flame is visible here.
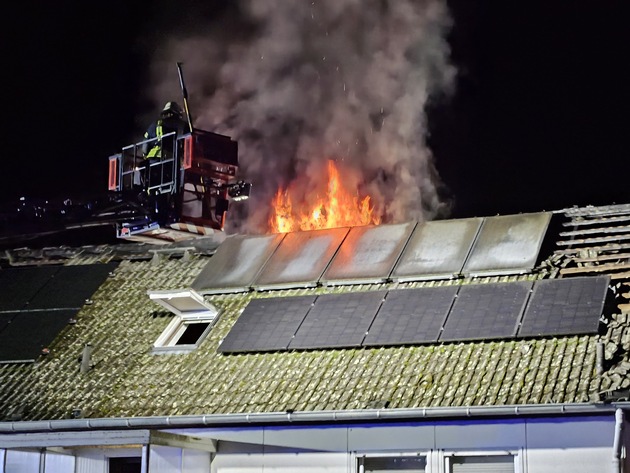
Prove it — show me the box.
[270,160,381,233]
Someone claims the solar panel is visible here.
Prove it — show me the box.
[191,233,285,294]
[462,212,552,277]
[363,286,458,346]
[27,263,117,310]
[518,276,610,338]
[253,227,350,291]
[0,310,76,363]
[289,291,386,350]
[391,218,483,282]
[439,281,533,342]
[321,222,416,286]
[0,313,14,333]
[218,295,316,353]
[0,266,60,311]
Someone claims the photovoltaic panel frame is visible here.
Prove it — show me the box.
[439,281,533,342]
[517,275,610,338]
[289,291,387,350]
[363,286,458,346]
[218,295,317,353]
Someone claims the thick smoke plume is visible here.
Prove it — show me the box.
[145,0,456,233]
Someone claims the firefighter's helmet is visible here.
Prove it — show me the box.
[162,101,183,118]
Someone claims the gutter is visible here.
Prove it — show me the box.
[612,408,624,473]
[1,403,629,435]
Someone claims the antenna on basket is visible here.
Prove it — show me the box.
[176,62,194,134]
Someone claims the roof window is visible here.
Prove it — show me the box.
[148,289,219,353]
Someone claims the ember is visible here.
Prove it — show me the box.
[270,160,381,233]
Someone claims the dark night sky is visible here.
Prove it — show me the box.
[4,1,629,224]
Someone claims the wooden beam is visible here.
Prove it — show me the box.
[559,225,630,237]
[562,204,630,218]
[554,243,630,256]
[559,263,630,276]
[573,253,630,264]
[563,215,630,227]
[556,234,630,247]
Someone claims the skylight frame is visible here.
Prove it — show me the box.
[148,289,220,354]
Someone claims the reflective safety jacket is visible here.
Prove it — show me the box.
[143,115,187,159]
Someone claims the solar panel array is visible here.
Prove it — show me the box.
[218,276,609,354]
[193,212,552,294]
[0,263,118,363]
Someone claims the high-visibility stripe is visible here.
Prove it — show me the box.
[147,121,164,158]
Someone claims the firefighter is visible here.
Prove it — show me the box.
[141,101,188,185]
[141,101,188,225]
[143,101,188,159]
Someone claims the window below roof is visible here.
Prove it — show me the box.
[109,456,142,473]
[359,455,427,472]
[446,453,515,473]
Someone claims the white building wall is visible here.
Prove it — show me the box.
[182,450,211,473]
[75,454,106,473]
[148,445,210,473]
[0,414,619,473]
[524,417,614,473]
[4,450,40,473]
[212,451,348,473]
[149,446,182,473]
[192,415,617,473]
[43,452,74,473]
[75,447,142,473]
